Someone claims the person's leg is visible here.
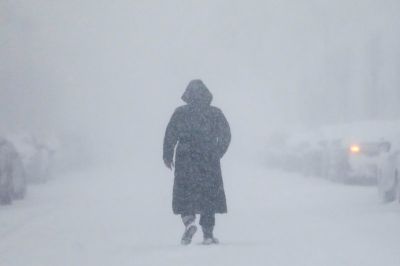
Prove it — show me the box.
[180,214,197,245]
[181,214,196,227]
[200,213,218,244]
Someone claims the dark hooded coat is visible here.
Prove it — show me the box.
[163,80,231,214]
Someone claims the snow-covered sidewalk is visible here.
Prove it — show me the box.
[0,162,399,266]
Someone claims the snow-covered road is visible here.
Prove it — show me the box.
[1,161,399,266]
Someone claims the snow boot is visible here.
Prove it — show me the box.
[201,226,219,245]
[181,222,197,245]
[202,237,219,245]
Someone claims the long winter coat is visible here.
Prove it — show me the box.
[163,80,231,215]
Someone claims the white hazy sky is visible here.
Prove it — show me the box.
[1,0,400,162]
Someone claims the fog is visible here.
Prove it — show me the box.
[2,1,400,264]
[2,0,400,164]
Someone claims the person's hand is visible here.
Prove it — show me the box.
[164,160,175,170]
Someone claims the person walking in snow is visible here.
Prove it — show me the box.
[163,80,231,245]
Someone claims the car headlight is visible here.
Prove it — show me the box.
[350,145,361,154]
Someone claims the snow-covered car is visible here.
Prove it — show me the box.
[296,139,349,181]
[265,121,400,186]
[305,139,350,181]
[274,138,388,184]
[377,143,400,203]
[310,140,389,184]
[343,141,390,184]
[8,133,57,184]
[0,137,27,205]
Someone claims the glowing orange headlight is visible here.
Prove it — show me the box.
[350,145,361,153]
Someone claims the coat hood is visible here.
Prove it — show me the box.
[182,80,213,105]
